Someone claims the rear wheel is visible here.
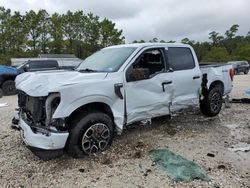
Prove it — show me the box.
[244,70,249,74]
[2,80,16,95]
[200,86,223,117]
[66,112,114,158]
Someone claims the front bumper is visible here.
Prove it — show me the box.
[17,117,69,150]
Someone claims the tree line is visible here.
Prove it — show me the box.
[133,25,250,63]
[0,7,125,65]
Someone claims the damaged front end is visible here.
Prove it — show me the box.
[12,91,69,159]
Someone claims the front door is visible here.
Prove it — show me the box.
[124,48,174,124]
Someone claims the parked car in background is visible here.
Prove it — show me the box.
[17,60,59,74]
[228,61,249,75]
[0,59,82,95]
[0,65,18,95]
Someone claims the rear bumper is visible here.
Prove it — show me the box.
[17,117,69,150]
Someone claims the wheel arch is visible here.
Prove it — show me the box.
[66,102,115,126]
[209,80,224,94]
[0,74,16,86]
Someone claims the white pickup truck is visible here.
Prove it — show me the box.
[13,43,234,159]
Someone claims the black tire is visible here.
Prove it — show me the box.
[2,80,16,95]
[244,70,249,74]
[66,112,114,158]
[200,86,223,117]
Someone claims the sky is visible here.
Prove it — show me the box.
[1,0,250,43]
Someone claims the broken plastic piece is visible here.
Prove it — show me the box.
[230,142,250,152]
[0,103,9,108]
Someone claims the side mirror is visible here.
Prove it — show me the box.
[127,68,150,82]
[23,65,29,72]
[168,67,174,72]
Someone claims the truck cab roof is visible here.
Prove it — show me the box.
[105,42,191,49]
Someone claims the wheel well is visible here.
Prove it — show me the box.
[66,102,114,125]
[209,81,224,93]
[0,74,16,85]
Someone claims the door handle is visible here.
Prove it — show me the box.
[162,81,172,92]
[193,76,200,79]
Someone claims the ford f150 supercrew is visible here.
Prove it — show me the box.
[12,43,234,159]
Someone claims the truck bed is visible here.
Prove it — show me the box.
[199,63,230,68]
[199,63,233,95]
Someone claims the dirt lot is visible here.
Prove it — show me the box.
[0,74,250,188]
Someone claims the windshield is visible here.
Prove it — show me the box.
[76,47,136,72]
[17,61,27,69]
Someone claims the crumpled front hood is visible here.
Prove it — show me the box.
[15,70,108,96]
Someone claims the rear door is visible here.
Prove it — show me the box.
[166,47,201,111]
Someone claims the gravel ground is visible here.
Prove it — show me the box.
[0,74,250,188]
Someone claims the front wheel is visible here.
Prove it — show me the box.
[244,70,249,74]
[200,86,223,117]
[66,112,114,158]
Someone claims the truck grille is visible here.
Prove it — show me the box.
[17,90,46,125]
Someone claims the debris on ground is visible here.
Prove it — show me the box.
[139,164,152,176]
[0,103,9,108]
[217,164,226,170]
[207,153,215,157]
[150,149,210,182]
[230,142,250,152]
[78,168,85,173]
[231,98,250,104]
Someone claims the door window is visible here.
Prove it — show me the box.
[167,47,195,71]
[127,49,165,82]
[28,60,58,69]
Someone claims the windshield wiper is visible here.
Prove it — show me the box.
[78,68,98,72]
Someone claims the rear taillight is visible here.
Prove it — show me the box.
[229,68,234,81]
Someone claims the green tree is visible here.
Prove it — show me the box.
[233,44,250,62]
[0,7,11,54]
[62,11,85,54]
[25,10,42,52]
[82,13,101,57]
[149,37,158,42]
[181,38,195,45]
[193,42,211,62]
[209,31,223,46]
[38,10,51,53]
[132,40,145,43]
[223,24,240,55]
[49,13,64,54]
[203,46,230,62]
[99,18,124,48]
[225,24,239,39]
